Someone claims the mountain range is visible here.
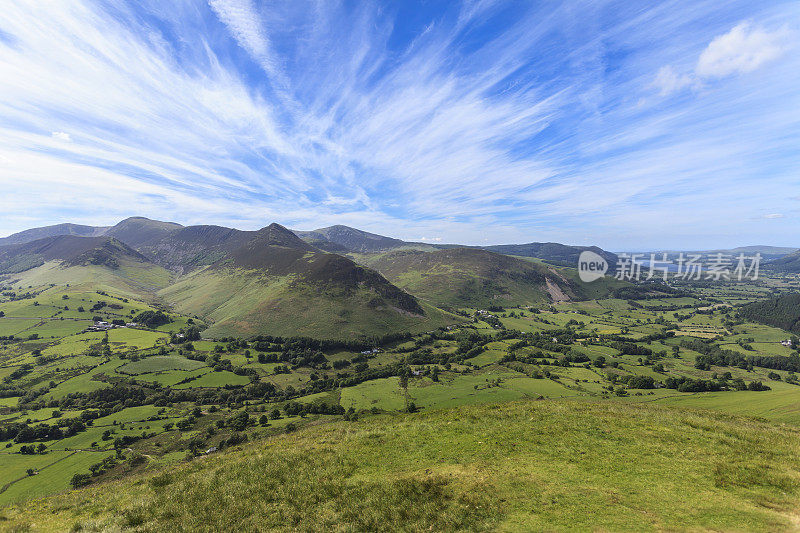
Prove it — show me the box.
[0,217,649,338]
[0,217,620,266]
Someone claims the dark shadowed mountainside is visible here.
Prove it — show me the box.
[136,225,255,272]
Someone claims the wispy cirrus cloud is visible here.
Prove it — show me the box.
[0,0,798,249]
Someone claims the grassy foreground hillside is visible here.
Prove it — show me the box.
[3,399,800,532]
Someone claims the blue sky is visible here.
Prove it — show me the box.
[0,0,798,249]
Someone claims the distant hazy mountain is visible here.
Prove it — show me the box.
[715,246,798,256]
[293,225,411,253]
[627,246,797,261]
[479,242,618,269]
[0,223,109,247]
[290,225,619,268]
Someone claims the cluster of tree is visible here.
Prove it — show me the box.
[1,410,102,443]
[664,376,725,392]
[16,377,288,413]
[214,338,249,352]
[248,331,414,353]
[134,310,172,329]
[69,454,123,490]
[0,384,24,398]
[454,331,491,355]
[561,351,591,364]
[684,338,800,373]
[88,455,119,477]
[405,347,456,366]
[171,325,203,344]
[664,375,770,392]
[612,284,688,300]
[18,443,47,455]
[503,350,591,368]
[521,330,576,354]
[113,432,155,450]
[610,341,653,356]
[90,301,108,312]
[479,314,504,329]
[617,375,657,389]
[201,352,257,377]
[3,364,33,383]
[282,401,346,417]
[0,290,39,302]
[301,362,407,395]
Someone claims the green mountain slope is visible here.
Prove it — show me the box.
[4,399,800,532]
[0,218,629,337]
[365,248,580,308]
[160,225,458,338]
[0,236,174,297]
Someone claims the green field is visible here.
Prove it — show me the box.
[0,451,114,506]
[118,355,206,374]
[653,382,800,424]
